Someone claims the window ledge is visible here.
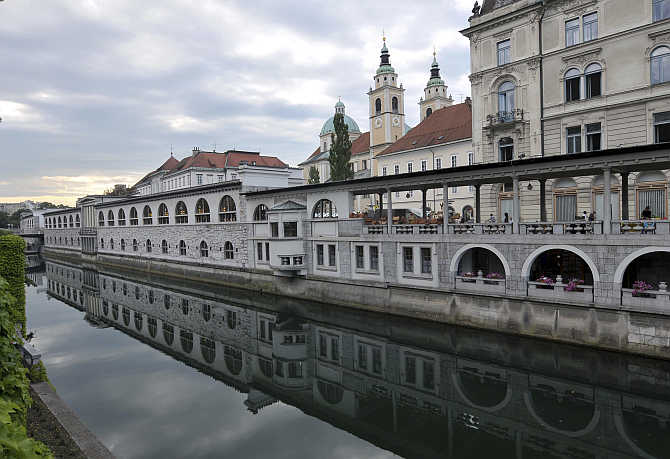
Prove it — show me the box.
[316,266,338,272]
[402,273,434,280]
[355,269,381,275]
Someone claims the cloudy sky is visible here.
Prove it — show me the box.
[1,0,472,205]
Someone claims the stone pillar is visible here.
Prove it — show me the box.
[621,171,629,220]
[443,183,449,233]
[378,192,384,214]
[539,179,547,222]
[475,184,481,223]
[422,188,427,219]
[387,188,393,234]
[603,168,611,234]
[513,176,521,233]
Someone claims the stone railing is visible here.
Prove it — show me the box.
[613,220,669,235]
[521,221,602,235]
[621,287,670,313]
[393,224,441,235]
[366,225,386,235]
[448,223,511,235]
[486,108,524,125]
[455,275,506,294]
[527,281,594,303]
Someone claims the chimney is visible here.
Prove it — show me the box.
[192,147,200,156]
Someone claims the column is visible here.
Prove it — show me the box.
[603,168,611,234]
[387,188,393,234]
[539,179,547,222]
[621,171,629,221]
[513,176,521,233]
[443,183,449,233]
[378,192,383,215]
[475,185,481,223]
[422,188,427,219]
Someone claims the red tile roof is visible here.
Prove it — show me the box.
[351,132,370,157]
[158,156,179,171]
[173,150,287,171]
[376,103,471,157]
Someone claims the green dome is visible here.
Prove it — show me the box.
[320,114,361,136]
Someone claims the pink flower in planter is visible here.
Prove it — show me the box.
[632,280,653,297]
[461,272,476,278]
[536,275,554,285]
[486,272,504,280]
[565,279,584,292]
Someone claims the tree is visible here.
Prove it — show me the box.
[328,112,353,181]
[308,166,320,184]
[0,212,8,228]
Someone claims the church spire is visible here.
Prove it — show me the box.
[377,35,395,75]
[427,49,445,86]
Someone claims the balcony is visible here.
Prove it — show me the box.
[486,109,524,126]
[455,275,505,294]
[528,280,594,304]
[622,287,670,314]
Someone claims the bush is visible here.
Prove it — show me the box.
[0,235,26,334]
[0,278,52,457]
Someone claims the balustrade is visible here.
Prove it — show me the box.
[621,288,670,313]
[455,275,506,294]
[527,281,594,303]
[614,220,669,235]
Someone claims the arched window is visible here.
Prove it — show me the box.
[200,241,209,257]
[224,241,234,259]
[164,294,171,309]
[202,304,211,322]
[58,216,62,228]
[134,286,140,300]
[158,203,169,224]
[498,81,515,118]
[201,337,216,364]
[253,204,268,221]
[317,380,344,404]
[163,323,174,345]
[175,201,188,224]
[143,205,153,224]
[122,307,130,326]
[179,240,187,256]
[180,330,193,354]
[146,239,152,253]
[499,137,514,162]
[313,199,338,218]
[181,298,189,315]
[148,318,157,338]
[118,208,126,226]
[75,215,80,227]
[161,239,168,254]
[132,239,138,252]
[121,239,126,251]
[68,215,73,227]
[375,98,382,115]
[426,107,432,118]
[651,46,670,85]
[392,96,398,113]
[565,68,581,102]
[585,63,602,98]
[224,346,242,375]
[553,178,578,222]
[107,210,114,226]
[129,207,138,225]
[100,238,105,249]
[219,196,237,222]
[195,198,210,223]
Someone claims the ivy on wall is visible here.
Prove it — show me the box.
[0,235,26,334]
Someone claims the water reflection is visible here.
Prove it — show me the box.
[36,254,670,458]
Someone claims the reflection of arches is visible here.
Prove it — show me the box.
[180,330,193,353]
[449,244,511,277]
[452,367,511,412]
[200,337,216,364]
[614,247,670,285]
[614,399,670,459]
[163,323,174,345]
[521,245,600,282]
[224,346,242,375]
[524,390,600,437]
[317,380,343,404]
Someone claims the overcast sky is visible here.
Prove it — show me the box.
[1,0,472,205]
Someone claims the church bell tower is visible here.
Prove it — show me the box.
[419,50,453,121]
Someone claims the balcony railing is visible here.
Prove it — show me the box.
[447,223,511,235]
[622,287,670,313]
[521,221,603,235]
[527,281,594,304]
[613,220,669,235]
[486,109,524,125]
[455,275,506,294]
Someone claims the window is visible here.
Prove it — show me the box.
[567,126,582,154]
[392,96,398,113]
[288,362,303,378]
[224,241,234,259]
[265,243,270,261]
[586,123,602,151]
[435,158,442,169]
[403,247,413,273]
[146,239,152,253]
[158,203,169,224]
[316,244,324,266]
[497,39,510,66]
[407,162,413,173]
[498,81,515,118]
[133,239,138,252]
[253,204,268,221]
[129,207,138,225]
[180,330,193,354]
[181,298,189,315]
[426,107,432,118]
[200,241,208,257]
[195,198,210,223]
[566,18,579,46]
[175,201,188,224]
[585,63,602,98]
[143,205,153,224]
[179,240,186,256]
[423,361,435,390]
[328,244,336,267]
[375,98,382,115]
[257,242,263,260]
[565,68,581,101]
[421,248,432,274]
[452,185,458,194]
[362,159,367,170]
[110,238,114,250]
[75,215,80,227]
[451,155,457,168]
[421,160,427,172]
[163,323,174,344]
[331,336,340,361]
[499,137,514,162]
[219,195,237,222]
[583,13,597,42]
[100,238,104,249]
[355,245,364,269]
[382,166,387,176]
[313,199,337,218]
[468,152,474,165]
[283,222,297,237]
[651,46,670,85]
[118,209,126,226]
[358,344,368,370]
[653,0,670,21]
[369,246,379,271]
[121,239,126,251]
[270,222,279,237]
[394,165,400,175]
[107,210,114,226]
[201,337,215,363]
[405,356,416,384]
[280,256,290,266]
[197,174,203,185]
[161,239,168,254]
[654,112,670,143]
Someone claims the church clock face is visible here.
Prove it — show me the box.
[392,116,400,127]
[375,118,382,128]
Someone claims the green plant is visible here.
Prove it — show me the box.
[0,235,26,334]
[328,113,353,181]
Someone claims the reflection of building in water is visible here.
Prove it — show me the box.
[44,257,670,459]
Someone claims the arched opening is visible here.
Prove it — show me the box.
[313,199,337,218]
[175,201,188,224]
[462,205,474,221]
[200,241,209,257]
[620,400,670,459]
[118,208,126,226]
[112,304,119,320]
[528,248,594,286]
[636,171,667,219]
[553,178,578,222]
[158,203,169,224]
[132,239,138,252]
[122,307,130,326]
[253,204,268,221]
[195,198,210,223]
[426,107,432,118]
[129,207,138,225]
[457,247,506,279]
[392,96,398,114]
[651,46,670,85]
[224,346,242,375]
[585,63,602,98]
[179,240,187,256]
[621,250,670,293]
[180,330,193,354]
[146,239,152,253]
[200,337,216,364]
[161,239,168,254]
[107,210,115,226]
[527,383,597,433]
[497,81,515,119]
[219,196,237,222]
[68,215,73,227]
[454,365,509,410]
[75,215,80,227]
[565,68,581,101]
[148,318,157,338]
[224,241,234,260]
[375,98,382,115]
[134,312,143,331]
[120,239,126,251]
[163,323,174,345]
[143,205,153,224]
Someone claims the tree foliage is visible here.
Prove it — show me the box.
[328,113,353,181]
[307,166,320,184]
[0,235,26,333]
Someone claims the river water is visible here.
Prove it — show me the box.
[24,255,670,458]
